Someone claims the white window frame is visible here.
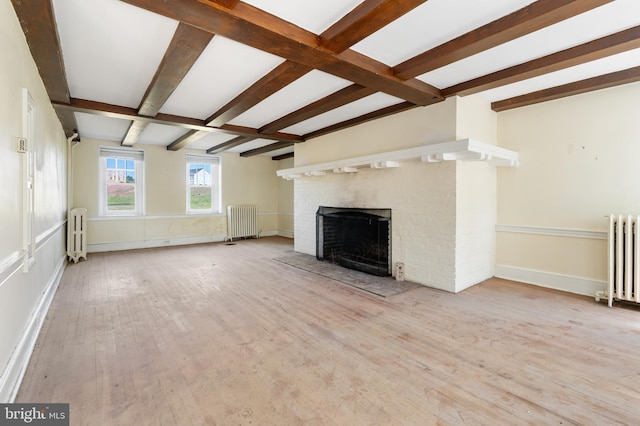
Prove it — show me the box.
[186,154,221,214]
[99,146,145,216]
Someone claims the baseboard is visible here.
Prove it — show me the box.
[259,230,293,239]
[0,255,66,403]
[87,234,227,253]
[88,232,294,253]
[494,265,606,297]
[277,230,294,239]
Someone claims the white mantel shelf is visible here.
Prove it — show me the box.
[277,139,519,180]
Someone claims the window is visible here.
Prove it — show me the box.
[186,154,220,213]
[99,147,144,216]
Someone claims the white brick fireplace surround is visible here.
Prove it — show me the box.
[281,140,518,293]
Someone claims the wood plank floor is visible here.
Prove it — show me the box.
[17,237,640,425]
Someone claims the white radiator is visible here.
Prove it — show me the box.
[67,208,87,263]
[597,214,640,307]
[226,205,259,241]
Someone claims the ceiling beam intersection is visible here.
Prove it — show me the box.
[196,0,433,153]
[192,0,432,154]
[119,0,442,106]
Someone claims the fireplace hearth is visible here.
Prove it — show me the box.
[316,206,391,276]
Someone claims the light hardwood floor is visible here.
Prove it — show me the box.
[17,237,640,425]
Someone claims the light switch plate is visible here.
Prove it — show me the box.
[17,137,27,153]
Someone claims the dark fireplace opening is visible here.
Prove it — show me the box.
[316,206,391,276]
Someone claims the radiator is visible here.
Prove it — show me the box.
[226,205,259,241]
[67,208,87,263]
[597,215,640,307]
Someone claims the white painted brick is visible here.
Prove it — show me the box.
[293,159,497,292]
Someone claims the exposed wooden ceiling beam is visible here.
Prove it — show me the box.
[121,122,149,147]
[259,85,377,134]
[10,0,78,137]
[56,110,78,138]
[393,0,613,80]
[304,101,419,140]
[216,124,303,142]
[206,61,311,127]
[206,136,256,154]
[53,98,303,142]
[240,141,294,157]
[272,152,294,161]
[120,0,442,105]
[122,23,213,146]
[166,130,209,151]
[444,25,640,97]
[211,0,240,8]
[54,98,211,130]
[319,0,429,53]
[10,0,69,102]
[491,66,640,112]
[138,24,213,117]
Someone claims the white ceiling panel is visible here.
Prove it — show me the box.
[137,124,190,146]
[75,112,131,142]
[479,48,640,103]
[159,36,285,120]
[419,0,640,90]
[283,92,403,135]
[242,0,365,34]
[185,132,239,151]
[228,70,352,129]
[52,0,178,108]
[352,0,536,66]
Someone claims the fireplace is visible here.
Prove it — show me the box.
[316,206,391,276]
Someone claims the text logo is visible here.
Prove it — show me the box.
[0,404,68,426]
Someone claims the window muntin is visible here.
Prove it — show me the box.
[99,147,144,216]
[186,155,220,214]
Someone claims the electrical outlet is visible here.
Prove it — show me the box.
[17,137,27,153]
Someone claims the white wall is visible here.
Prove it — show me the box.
[72,138,284,251]
[455,161,496,292]
[0,2,68,402]
[496,82,640,296]
[295,98,458,166]
[276,157,294,238]
[454,95,498,292]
